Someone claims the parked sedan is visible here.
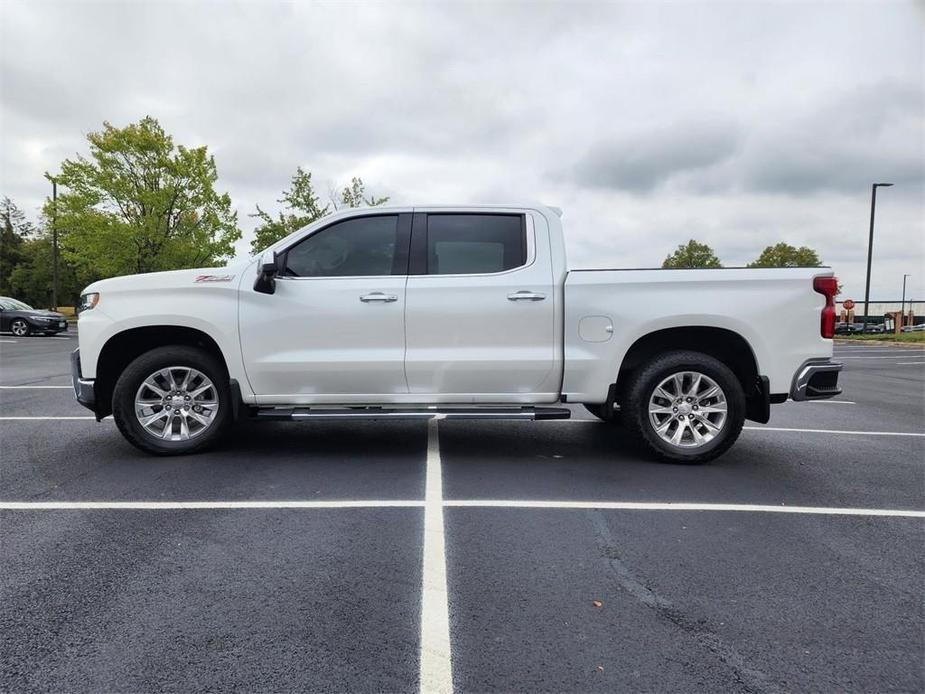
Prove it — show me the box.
[0,297,68,336]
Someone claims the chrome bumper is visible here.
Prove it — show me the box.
[790,359,843,401]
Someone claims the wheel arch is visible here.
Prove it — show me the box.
[94,325,230,419]
[613,326,766,421]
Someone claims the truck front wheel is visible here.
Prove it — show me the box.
[112,346,232,455]
[624,350,745,464]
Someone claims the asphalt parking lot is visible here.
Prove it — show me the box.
[1,331,923,693]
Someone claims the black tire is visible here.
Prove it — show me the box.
[112,346,232,455]
[583,402,621,424]
[623,350,745,464]
[10,319,30,337]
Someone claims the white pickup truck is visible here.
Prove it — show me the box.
[72,204,842,462]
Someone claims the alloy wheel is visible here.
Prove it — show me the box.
[648,371,727,448]
[134,366,219,441]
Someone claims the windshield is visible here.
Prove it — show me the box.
[0,298,33,310]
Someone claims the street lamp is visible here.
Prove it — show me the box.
[901,273,911,328]
[862,182,893,326]
[44,172,59,311]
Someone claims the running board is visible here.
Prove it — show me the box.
[254,406,572,421]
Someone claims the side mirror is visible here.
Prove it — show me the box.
[254,257,279,295]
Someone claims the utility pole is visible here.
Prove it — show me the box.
[862,182,893,326]
[45,173,60,310]
[901,273,911,328]
[51,178,58,310]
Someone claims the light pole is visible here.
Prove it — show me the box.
[901,273,911,328]
[44,173,59,311]
[862,182,893,326]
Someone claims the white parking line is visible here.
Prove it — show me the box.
[0,416,97,420]
[0,385,73,389]
[835,351,925,354]
[0,339,17,343]
[419,418,453,694]
[837,355,925,359]
[2,499,921,518]
[0,500,424,510]
[444,500,925,518]
[744,426,925,437]
[896,362,925,366]
[783,399,856,405]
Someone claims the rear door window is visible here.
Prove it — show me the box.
[425,214,526,275]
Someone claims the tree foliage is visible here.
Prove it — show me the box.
[747,243,822,268]
[662,239,723,269]
[336,177,389,210]
[49,117,241,278]
[8,234,84,309]
[250,170,389,254]
[0,198,85,308]
[0,197,33,296]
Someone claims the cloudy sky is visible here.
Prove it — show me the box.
[1,0,923,299]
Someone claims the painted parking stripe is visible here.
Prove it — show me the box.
[837,355,925,359]
[0,416,98,420]
[550,420,924,437]
[896,362,925,365]
[0,385,73,389]
[0,500,424,510]
[419,418,453,694]
[782,399,855,405]
[744,426,925,437]
[443,500,925,517]
[1,499,921,518]
[2,417,923,438]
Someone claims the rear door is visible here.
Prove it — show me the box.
[403,210,558,402]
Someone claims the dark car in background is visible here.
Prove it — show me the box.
[0,297,68,336]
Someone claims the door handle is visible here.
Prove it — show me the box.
[360,292,398,303]
[507,291,546,301]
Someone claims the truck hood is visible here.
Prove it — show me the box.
[82,260,251,295]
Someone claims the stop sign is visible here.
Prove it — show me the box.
[843,299,855,310]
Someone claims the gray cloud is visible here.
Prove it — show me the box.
[1,0,922,298]
[569,123,741,192]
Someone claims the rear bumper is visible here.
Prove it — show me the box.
[790,358,843,401]
[70,349,98,415]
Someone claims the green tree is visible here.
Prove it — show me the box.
[747,243,822,268]
[250,167,329,254]
[336,176,389,210]
[48,116,240,279]
[662,239,723,269]
[0,197,33,295]
[250,170,390,254]
[8,234,84,309]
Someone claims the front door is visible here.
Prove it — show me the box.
[239,213,411,403]
[403,211,558,402]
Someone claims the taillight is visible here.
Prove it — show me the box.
[813,276,838,338]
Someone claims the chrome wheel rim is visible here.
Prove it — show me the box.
[134,366,219,441]
[11,321,27,336]
[648,371,727,448]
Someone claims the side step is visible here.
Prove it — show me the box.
[254,406,572,421]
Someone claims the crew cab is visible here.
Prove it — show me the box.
[72,204,842,463]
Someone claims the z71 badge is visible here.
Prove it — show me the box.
[194,274,235,283]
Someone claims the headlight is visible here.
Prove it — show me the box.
[77,292,100,313]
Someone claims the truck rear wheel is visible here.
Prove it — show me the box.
[112,346,232,455]
[623,350,744,464]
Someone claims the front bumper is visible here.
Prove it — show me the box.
[70,349,97,414]
[790,358,843,401]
